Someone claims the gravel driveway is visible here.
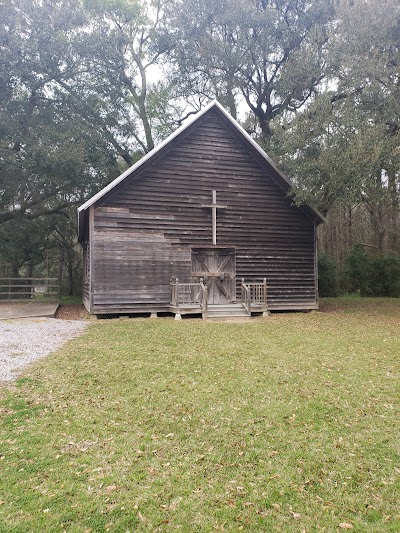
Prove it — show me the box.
[0,318,87,382]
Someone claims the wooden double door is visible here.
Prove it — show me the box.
[191,248,236,304]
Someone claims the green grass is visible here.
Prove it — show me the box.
[0,298,399,532]
[59,296,83,305]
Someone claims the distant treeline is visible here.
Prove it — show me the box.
[0,0,398,294]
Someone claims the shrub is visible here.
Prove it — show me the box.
[344,245,372,295]
[344,246,400,297]
[369,254,400,297]
[318,253,339,296]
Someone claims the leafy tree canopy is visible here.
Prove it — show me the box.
[0,0,119,224]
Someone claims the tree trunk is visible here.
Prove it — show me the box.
[387,169,398,251]
[11,264,20,278]
[58,245,64,294]
[67,251,74,296]
[26,258,35,278]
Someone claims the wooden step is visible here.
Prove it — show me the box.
[206,310,249,317]
[205,303,250,319]
[207,304,247,311]
[205,314,251,321]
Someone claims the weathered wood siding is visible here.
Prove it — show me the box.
[91,109,317,314]
[82,241,90,312]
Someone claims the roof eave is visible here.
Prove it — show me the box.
[211,101,326,224]
[78,99,221,214]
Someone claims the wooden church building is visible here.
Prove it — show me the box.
[78,101,325,318]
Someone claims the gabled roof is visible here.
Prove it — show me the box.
[78,100,325,240]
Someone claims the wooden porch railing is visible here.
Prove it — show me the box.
[0,278,59,301]
[241,280,251,315]
[170,278,208,315]
[241,278,267,315]
[199,278,208,316]
[170,277,267,317]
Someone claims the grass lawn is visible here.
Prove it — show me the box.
[0,298,399,532]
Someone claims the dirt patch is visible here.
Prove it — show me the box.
[319,301,344,313]
[55,304,90,321]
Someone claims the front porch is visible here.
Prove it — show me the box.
[170,278,268,319]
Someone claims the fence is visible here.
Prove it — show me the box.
[0,278,59,301]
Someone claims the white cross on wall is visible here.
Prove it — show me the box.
[201,190,227,245]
